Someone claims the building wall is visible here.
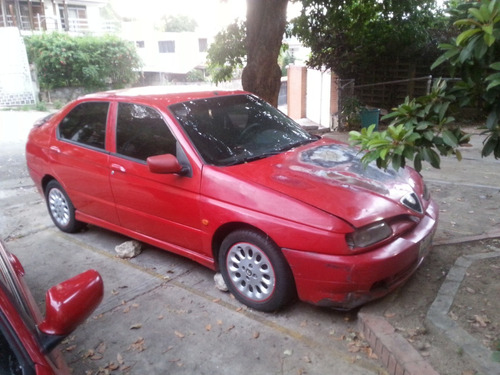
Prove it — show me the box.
[0,27,35,107]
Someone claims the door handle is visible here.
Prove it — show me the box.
[111,164,126,173]
[49,146,61,153]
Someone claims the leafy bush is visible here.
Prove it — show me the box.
[349,79,470,171]
[25,33,142,90]
[350,0,500,170]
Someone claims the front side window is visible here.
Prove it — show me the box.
[116,103,177,161]
[0,319,24,375]
[58,102,109,150]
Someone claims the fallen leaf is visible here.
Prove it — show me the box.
[175,331,185,338]
[106,362,119,371]
[473,315,490,327]
[466,287,476,294]
[158,315,164,320]
[96,342,106,354]
[226,325,235,332]
[65,345,77,352]
[302,355,312,363]
[123,306,130,313]
[367,347,378,359]
[384,312,396,318]
[90,353,103,360]
[205,324,212,331]
[253,331,260,339]
[130,323,142,330]
[117,353,124,365]
[129,337,146,352]
[132,303,139,308]
[283,349,293,356]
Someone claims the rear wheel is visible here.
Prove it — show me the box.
[219,229,295,312]
[45,180,85,233]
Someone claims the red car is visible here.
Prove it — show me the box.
[0,240,103,374]
[26,88,437,312]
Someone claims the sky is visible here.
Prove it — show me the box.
[110,0,247,34]
[109,0,302,35]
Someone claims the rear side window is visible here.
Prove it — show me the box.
[116,103,177,161]
[58,102,109,149]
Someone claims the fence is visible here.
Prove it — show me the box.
[336,76,434,131]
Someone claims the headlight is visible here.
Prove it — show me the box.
[346,221,392,249]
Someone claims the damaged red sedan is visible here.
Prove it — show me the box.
[26,88,437,312]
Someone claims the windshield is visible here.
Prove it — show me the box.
[169,94,317,166]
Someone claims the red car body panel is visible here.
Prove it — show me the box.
[25,88,438,309]
[0,242,103,374]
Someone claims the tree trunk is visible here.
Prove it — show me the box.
[242,0,288,107]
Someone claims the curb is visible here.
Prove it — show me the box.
[426,250,500,375]
[358,244,500,375]
[358,313,439,375]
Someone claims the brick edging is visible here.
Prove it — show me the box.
[358,312,439,375]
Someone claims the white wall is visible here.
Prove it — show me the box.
[0,28,36,107]
[306,68,331,128]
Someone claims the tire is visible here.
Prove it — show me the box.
[45,180,85,233]
[219,229,296,312]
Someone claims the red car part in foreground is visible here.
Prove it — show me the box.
[26,88,437,312]
[0,241,103,374]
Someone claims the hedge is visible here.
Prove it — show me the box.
[25,33,142,90]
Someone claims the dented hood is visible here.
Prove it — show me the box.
[225,138,426,227]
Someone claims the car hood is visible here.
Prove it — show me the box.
[224,138,426,227]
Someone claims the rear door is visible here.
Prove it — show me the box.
[49,101,119,225]
[107,102,205,257]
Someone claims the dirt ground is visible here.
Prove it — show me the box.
[363,237,500,375]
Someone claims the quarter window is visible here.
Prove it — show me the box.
[116,103,177,161]
[58,102,109,149]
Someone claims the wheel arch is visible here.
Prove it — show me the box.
[41,175,57,193]
[211,222,279,271]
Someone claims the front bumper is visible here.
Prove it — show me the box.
[282,199,438,310]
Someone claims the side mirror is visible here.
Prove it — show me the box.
[38,269,103,352]
[147,154,189,175]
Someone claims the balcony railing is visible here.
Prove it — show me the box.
[0,14,118,34]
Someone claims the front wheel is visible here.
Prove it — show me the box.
[45,180,85,233]
[219,229,296,312]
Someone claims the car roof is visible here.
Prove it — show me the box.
[80,86,249,106]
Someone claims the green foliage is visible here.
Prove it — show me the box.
[159,14,197,32]
[206,20,246,84]
[278,45,295,76]
[24,33,142,90]
[292,0,446,80]
[349,79,470,171]
[432,0,500,159]
[350,0,500,170]
[186,69,206,82]
[493,339,500,362]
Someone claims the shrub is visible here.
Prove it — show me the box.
[25,33,142,90]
